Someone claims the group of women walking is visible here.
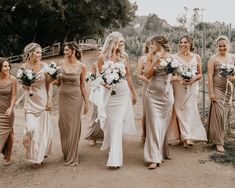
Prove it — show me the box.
[0,31,234,170]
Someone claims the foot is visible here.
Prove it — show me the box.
[216,145,225,153]
[32,163,42,169]
[164,153,172,160]
[107,166,120,169]
[89,140,97,146]
[184,140,194,148]
[3,160,12,166]
[148,163,157,170]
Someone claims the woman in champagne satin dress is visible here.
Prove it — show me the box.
[144,36,175,169]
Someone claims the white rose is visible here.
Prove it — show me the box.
[160,59,168,67]
[171,59,179,68]
[17,69,23,78]
[166,58,172,63]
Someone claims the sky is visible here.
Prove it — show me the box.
[130,0,235,27]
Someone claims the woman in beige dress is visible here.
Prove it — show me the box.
[85,47,103,145]
[0,58,17,166]
[97,31,137,168]
[207,35,235,153]
[144,36,175,169]
[22,43,53,168]
[137,37,151,143]
[56,41,88,166]
[171,35,207,147]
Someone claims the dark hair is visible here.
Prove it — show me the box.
[144,36,152,54]
[151,36,170,52]
[0,58,10,72]
[64,41,82,60]
[179,35,195,52]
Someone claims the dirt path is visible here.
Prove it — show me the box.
[1,51,234,188]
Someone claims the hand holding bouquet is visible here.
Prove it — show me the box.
[100,61,126,95]
[85,71,96,83]
[154,57,179,75]
[45,62,58,79]
[179,66,197,81]
[17,68,36,96]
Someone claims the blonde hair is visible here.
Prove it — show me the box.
[102,31,125,61]
[216,35,230,47]
[151,35,170,52]
[23,43,41,63]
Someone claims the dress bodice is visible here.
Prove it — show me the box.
[0,81,12,113]
[176,55,198,71]
[60,67,81,87]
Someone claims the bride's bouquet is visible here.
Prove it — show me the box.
[155,57,179,75]
[179,66,197,80]
[45,62,58,79]
[100,61,126,95]
[17,68,36,96]
[218,63,235,78]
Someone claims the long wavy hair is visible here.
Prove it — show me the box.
[23,43,41,63]
[64,41,82,60]
[102,31,125,61]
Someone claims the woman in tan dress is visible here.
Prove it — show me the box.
[22,43,53,168]
[207,35,235,153]
[56,41,88,166]
[171,35,207,147]
[0,58,17,166]
[137,38,151,143]
[144,36,175,169]
[85,47,103,145]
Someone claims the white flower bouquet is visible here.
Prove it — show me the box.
[179,66,197,80]
[218,63,235,78]
[85,71,96,83]
[17,68,36,96]
[155,57,179,75]
[100,61,126,95]
[45,62,58,79]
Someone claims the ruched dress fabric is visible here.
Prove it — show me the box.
[58,67,82,166]
[207,60,233,146]
[171,56,207,142]
[98,61,136,167]
[24,65,53,163]
[0,81,14,155]
[144,69,174,164]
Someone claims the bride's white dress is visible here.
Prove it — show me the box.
[23,63,53,163]
[97,61,136,167]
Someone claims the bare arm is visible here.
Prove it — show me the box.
[125,54,137,104]
[97,54,104,73]
[80,63,89,114]
[207,56,216,101]
[6,77,17,116]
[137,56,149,83]
[144,53,156,79]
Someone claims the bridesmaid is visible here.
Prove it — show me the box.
[207,35,235,153]
[55,41,88,166]
[0,58,17,166]
[137,37,151,143]
[22,43,53,168]
[171,35,207,147]
[97,31,137,168]
[85,47,104,145]
[144,36,175,169]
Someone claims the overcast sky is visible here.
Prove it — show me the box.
[130,0,235,27]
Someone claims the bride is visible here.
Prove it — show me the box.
[97,31,137,168]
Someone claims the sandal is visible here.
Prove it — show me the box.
[148,163,157,170]
[216,145,224,153]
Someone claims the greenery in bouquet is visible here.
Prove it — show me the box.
[218,63,235,78]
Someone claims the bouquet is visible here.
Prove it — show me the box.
[45,62,58,79]
[17,68,36,96]
[179,66,197,80]
[85,71,96,83]
[218,63,235,78]
[155,57,179,75]
[100,61,126,95]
